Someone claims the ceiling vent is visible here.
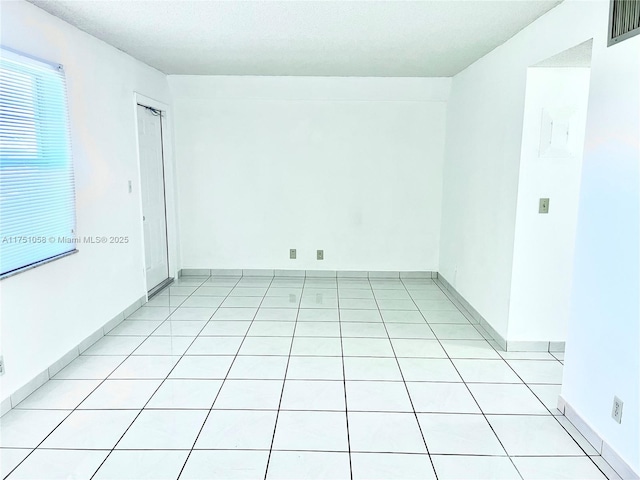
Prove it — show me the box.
[608,0,640,46]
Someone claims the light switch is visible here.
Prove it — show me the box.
[539,198,550,214]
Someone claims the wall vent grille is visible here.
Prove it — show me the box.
[608,0,640,46]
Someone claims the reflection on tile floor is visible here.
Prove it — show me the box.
[1,275,618,479]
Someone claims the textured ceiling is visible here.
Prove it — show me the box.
[534,39,593,67]
[27,0,562,77]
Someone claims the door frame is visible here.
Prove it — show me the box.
[133,93,179,298]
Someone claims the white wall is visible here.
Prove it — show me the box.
[440,0,639,473]
[0,1,175,401]
[562,34,639,474]
[169,76,449,272]
[508,67,590,342]
[440,0,605,340]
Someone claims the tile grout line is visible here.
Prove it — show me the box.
[175,274,276,480]
[88,274,241,480]
[336,277,354,480]
[8,407,577,414]
[408,277,527,480]
[262,275,304,480]
[11,447,609,456]
[370,277,441,480]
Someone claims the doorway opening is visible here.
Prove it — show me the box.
[136,103,171,296]
[508,39,593,346]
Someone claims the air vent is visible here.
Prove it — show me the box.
[608,0,640,46]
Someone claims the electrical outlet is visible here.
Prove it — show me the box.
[612,396,623,424]
[539,198,550,214]
[0,355,5,376]
[317,249,324,260]
[289,248,297,260]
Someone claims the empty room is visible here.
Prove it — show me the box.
[0,0,638,479]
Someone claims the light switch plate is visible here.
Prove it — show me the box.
[289,249,296,260]
[317,250,324,260]
[539,198,550,214]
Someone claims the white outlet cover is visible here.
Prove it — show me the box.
[612,396,623,424]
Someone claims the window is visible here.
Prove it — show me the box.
[0,48,76,278]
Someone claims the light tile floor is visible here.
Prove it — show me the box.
[1,275,621,480]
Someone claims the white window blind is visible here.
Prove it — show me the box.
[0,48,76,277]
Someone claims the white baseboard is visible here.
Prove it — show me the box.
[558,395,639,480]
[435,274,566,353]
[179,268,438,279]
[0,295,146,417]
[435,274,508,350]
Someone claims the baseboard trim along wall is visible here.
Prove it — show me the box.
[435,274,566,353]
[558,396,640,480]
[179,268,439,279]
[434,274,508,350]
[0,295,146,417]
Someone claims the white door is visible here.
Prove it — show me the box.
[137,104,169,291]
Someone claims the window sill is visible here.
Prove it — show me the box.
[0,249,78,280]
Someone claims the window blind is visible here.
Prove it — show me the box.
[0,48,76,277]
